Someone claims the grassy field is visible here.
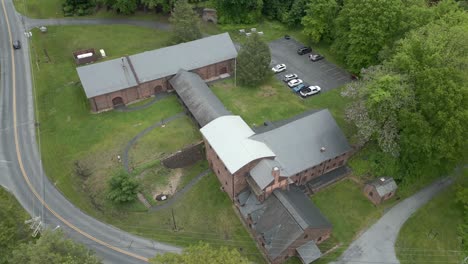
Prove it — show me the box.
[395,172,467,264]
[210,77,354,138]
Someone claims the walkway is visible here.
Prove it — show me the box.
[332,176,455,264]
[122,112,185,173]
[21,15,172,31]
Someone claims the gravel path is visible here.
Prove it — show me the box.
[122,112,185,173]
[332,176,455,264]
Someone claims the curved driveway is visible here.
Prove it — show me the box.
[333,176,455,264]
[0,0,179,263]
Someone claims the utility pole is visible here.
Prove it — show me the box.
[171,209,178,232]
[25,216,43,237]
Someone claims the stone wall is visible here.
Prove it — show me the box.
[162,141,204,169]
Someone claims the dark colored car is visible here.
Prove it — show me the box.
[297,47,312,55]
[284,35,291,40]
[12,40,21,49]
[309,54,324,62]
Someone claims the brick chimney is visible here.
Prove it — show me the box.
[272,167,280,184]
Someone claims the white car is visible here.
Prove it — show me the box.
[300,86,321,97]
[283,73,298,82]
[272,64,286,73]
[287,79,303,87]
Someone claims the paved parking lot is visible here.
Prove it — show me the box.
[269,37,352,92]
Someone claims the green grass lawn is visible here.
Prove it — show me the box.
[210,77,354,137]
[395,171,467,264]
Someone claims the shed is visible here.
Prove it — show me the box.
[364,177,397,205]
[73,48,98,65]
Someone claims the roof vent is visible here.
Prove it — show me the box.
[320,147,326,152]
[380,177,386,182]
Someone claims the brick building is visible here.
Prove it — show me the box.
[364,177,397,205]
[76,33,237,112]
[200,109,352,263]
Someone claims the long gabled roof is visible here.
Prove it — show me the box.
[169,70,230,127]
[77,33,237,98]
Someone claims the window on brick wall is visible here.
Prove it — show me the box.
[217,169,220,174]
[318,236,322,242]
[225,181,227,185]
[304,234,308,239]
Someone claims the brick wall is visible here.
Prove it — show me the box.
[162,141,204,169]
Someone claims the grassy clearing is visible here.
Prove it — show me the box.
[105,172,265,263]
[395,171,467,264]
[210,77,354,137]
[128,116,201,169]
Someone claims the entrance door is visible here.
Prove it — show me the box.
[154,85,163,94]
[112,97,124,107]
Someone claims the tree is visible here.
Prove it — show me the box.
[341,66,414,156]
[141,0,173,13]
[169,0,202,44]
[10,230,101,264]
[301,0,338,43]
[236,33,271,86]
[214,0,263,24]
[107,170,140,203]
[111,0,138,14]
[151,242,250,264]
[333,0,403,73]
[262,0,294,22]
[284,0,309,27]
[0,189,31,264]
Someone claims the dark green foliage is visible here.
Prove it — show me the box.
[0,189,30,264]
[169,0,202,43]
[332,0,403,73]
[262,0,294,22]
[150,242,250,264]
[10,230,101,264]
[214,0,263,24]
[107,170,140,203]
[141,0,173,13]
[284,0,309,27]
[111,0,138,14]
[301,0,339,43]
[62,0,95,16]
[236,33,271,86]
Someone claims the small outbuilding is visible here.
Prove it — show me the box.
[73,48,98,65]
[364,177,397,205]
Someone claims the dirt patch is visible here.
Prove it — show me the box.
[152,168,183,198]
[259,85,277,97]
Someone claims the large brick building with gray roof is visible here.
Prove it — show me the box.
[76,33,237,112]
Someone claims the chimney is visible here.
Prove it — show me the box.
[320,147,326,152]
[272,167,280,184]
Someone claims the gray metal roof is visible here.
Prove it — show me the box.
[130,33,237,83]
[251,109,352,178]
[77,56,138,98]
[77,33,237,98]
[237,186,331,260]
[296,240,322,264]
[370,177,398,197]
[169,70,230,127]
[274,186,332,229]
[249,159,278,190]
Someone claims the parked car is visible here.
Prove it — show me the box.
[309,54,324,62]
[297,47,312,55]
[300,86,321,97]
[283,73,298,82]
[287,79,303,88]
[272,64,286,73]
[12,40,21,49]
[284,35,291,40]
[155,194,168,201]
[292,82,310,92]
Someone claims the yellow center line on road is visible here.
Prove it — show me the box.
[0,0,149,261]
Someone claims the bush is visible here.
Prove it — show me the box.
[107,170,140,204]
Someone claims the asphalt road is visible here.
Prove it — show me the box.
[0,0,180,263]
[332,176,455,264]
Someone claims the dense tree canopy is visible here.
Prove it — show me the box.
[301,0,338,43]
[214,0,263,23]
[10,230,101,264]
[262,0,294,22]
[107,170,140,203]
[284,0,309,26]
[169,0,202,44]
[236,33,271,86]
[333,0,403,73]
[151,242,250,264]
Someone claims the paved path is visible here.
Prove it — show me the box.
[122,112,185,173]
[21,15,172,31]
[332,176,455,264]
[150,169,210,212]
